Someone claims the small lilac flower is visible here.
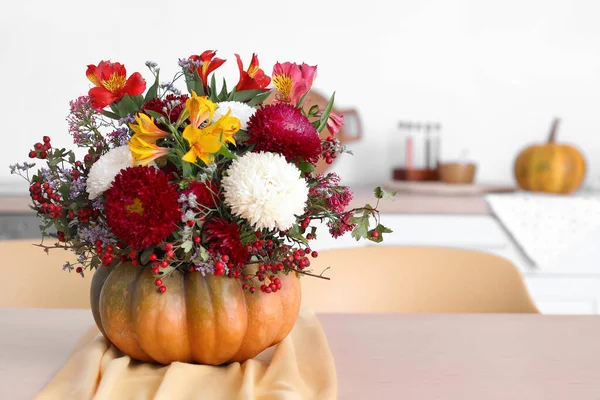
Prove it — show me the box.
[108,128,130,147]
[118,115,136,126]
[69,177,87,200]
[77,224,114,245]
[193,261,215,276]
[91,198,105,211]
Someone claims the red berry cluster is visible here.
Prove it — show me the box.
[321,135,339,165]
[260,276,282,294]
[77,207,98,224]
[28,136,52,159]
[283,247,318,271]
[29,182,63,219]
[95,240,114,267]
[148,252,170,275]
[300,216,311,229]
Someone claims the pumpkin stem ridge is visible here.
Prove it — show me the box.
[548,117,560,143]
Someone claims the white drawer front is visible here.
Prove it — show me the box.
[525,277,600,315]
[366,214,508,249]
[310,214,509,252]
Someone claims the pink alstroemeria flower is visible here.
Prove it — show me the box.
[272,62,317,106]
[315,109,345,135]
[325,110,344,135]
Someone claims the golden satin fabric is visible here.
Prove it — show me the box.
[35,309,336,400]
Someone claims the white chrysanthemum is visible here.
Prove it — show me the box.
[214,101,256,130]
[86,145,133,199]
[222,152,309,230]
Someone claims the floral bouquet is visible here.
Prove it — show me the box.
[10,50,394,364]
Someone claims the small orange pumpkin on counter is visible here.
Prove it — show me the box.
[513,118,586,194]
[90,262,301,365]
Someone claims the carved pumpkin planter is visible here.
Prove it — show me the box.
[514,118,586,194]
[90,263,301,365]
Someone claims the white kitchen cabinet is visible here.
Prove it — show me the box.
[311,214,600,315]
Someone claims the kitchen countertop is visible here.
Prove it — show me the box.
[349,185,491,215]
[0,183,495,216]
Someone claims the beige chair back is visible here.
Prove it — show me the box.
[300,246,539,313]
[0,241,538,313]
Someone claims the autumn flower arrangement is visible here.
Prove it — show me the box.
[10,50,394,294]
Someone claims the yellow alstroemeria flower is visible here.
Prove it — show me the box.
[129,113,169,144]
[205,110,241,146]
[182,125,223,165]
[128,135,170,166]
[186,91,216,128]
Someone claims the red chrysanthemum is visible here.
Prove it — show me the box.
[142,94,189,124]
[104,166,180,250]
[184,180,218,209]
[246,103,322,164]
[203,218,247,266]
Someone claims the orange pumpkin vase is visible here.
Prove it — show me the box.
[90,262,301,365]
[514,118,586,194]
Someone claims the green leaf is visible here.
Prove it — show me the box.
[48,157,61,168]
[208,74,218,102]
[145,72,160,102]
[110,103,120,115]
[246,91,272,107]
[140,247,155,265]
[217,145,237,160]
[116,94,139,117]
[368,224,394,243]
[68,152,75,164]
[186,70,205,96]
[180,240,193,254]
[317,92,335,133]
[175,108,190,128]
[102,110,121,120]
[295,157,315,174]
[198,246,209,262]
[218,78,229,100]
[132,95,145,109]
[144,109,165,121]
[374,186,397,201]
[58,183,70,200]
[182,160,193,178]
[297,90,311,108]
[232,89,270,103]
[287,224,309,245]
[308,104,319,117]
[350,214,370,241]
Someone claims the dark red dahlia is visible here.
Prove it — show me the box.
[104,166,180,250]
[184,180,219,209]
[246,103,322,164]
[142,94,189,124]
[203,218,247,266]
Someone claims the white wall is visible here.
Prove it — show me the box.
[1,0,600,193]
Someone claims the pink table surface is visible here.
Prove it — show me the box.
[1,309,600,399]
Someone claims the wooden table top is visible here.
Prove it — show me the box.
[1,308,600,399]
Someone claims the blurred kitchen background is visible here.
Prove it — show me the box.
[1,0,600,314]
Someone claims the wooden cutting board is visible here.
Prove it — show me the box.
[383,180,516,196]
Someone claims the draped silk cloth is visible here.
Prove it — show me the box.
[35,309,337,400]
